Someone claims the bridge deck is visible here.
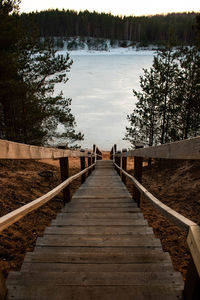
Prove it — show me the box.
[6,160,183,299]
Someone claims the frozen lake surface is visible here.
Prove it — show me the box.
[56,50,155,150]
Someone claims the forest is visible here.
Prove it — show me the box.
[18,10,198,46]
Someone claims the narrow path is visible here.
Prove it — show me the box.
[6,160,183,299]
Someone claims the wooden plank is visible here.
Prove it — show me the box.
[24,248,171,264]
[61,207,141,213]
[78,186,127,191]
[6,285,183,300]
[35,235,160,247]
[72,195,132,200]
[21,262,174,273]
[7,271,183,286]
[127,136,200,160]
[187,225,200,277]
[71,198,133,202]
[0,139,90,159]
[115,163,197,231]
[64,203,138,208]
[51,219,148,226]
[0,163,95,233]
[44,226,153,235]
[55,212,144,219]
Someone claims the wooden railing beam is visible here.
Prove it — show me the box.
[127,136,200,160]
[0,139,89,160]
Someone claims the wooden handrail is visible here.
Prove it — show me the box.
[0,139,92,159]
[114,163,196,231]
[113,162,200,281]
[0,163,95,233]
[117,136,200,160]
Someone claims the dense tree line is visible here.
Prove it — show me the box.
[124,46,200,147]
[19,10,198,46]
[0,0,83,146]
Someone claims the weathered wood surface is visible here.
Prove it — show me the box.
[187,225,200,277]
[6,160,183,300]
[126,136,200,160]
[0,139,90,159]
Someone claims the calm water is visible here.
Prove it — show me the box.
[55,52,155,150]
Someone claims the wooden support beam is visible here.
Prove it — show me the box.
[110,147,113,160]
[92,145,96,170]
[122,149,127,184]
[88,152,92,176]
[183,257,200,300]
[80,149,86,183]
[58,145,70,205]
[115,151,121,176]
[114,144,117,154]
[0,271,6,300]
[133,144,144,207]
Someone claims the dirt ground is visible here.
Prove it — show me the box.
[0,153,200,284]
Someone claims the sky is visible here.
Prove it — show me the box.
[20,0,199,16]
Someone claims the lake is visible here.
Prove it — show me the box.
[55,50,155,150]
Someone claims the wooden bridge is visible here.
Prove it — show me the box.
[0,138,200,299]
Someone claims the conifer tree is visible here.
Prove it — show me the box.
[0,0,84,146]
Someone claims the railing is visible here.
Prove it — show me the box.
[0,139,102,298]
[0,139,102,233]
[110,136,200,300]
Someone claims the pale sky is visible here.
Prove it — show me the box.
[20,0,199,16]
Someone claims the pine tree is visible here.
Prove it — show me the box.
[0,1,84,147]
[124,47,200,147]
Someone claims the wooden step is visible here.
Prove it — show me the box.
[24,248,172,263]
[61,207,141,213]
[20,262,174,273]
[51,218,148,226]
[35,234,161,247]
[55,212,144,219]
[7,271,183,286]
[44,225,153,235]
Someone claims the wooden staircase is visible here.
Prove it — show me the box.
[6,160,183,299]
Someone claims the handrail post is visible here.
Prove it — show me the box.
[58,144,70,205]
[80,149,86,183]
[93,144,96,169]
[0,271,6,300]
[122,148,127,184]
[183,256,200,299]
[115,151,121,176]
[110,147,113,160]
[133,144,144,207]
[114,144,117,154]
[88,151,92,176]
